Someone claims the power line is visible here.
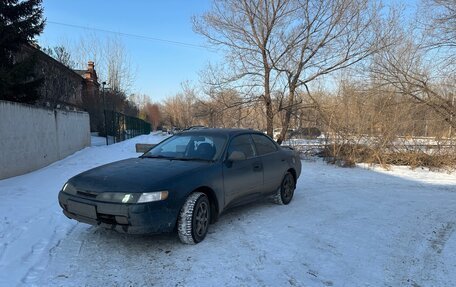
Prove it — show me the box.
[47,20,207,49]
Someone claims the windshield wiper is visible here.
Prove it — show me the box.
[173,157,214,162]
[141,155,175,159]
[141,155,214,162]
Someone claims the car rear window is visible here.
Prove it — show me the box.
[251,134,277,155]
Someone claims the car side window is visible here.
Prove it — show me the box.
[227,135,256,159]
[251,134,278,155]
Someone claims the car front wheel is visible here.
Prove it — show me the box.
[177,192,210,244]
[273,172,295,205]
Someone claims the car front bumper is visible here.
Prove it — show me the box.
[58,191,178,234]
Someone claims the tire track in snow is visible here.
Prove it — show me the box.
[429,222,455,254]
[389,208,456,287]
[20,239,50,284]
[0,204,55,252]
[13,221,77,285]
[0,243,7,266]
[414,220,456,286]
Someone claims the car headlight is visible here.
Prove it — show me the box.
[97,192,138,203]
[96,191,168,203]
[62,182,77,195]
[137,191,168,203]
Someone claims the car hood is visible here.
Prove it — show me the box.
[68,157,210,193]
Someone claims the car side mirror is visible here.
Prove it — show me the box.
[227,151,246,162]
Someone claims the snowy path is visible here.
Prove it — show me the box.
[0,134,455,286]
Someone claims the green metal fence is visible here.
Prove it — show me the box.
[104,110,151,144]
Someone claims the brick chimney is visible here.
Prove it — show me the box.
[84,61,98,84]
[87,61,95,72]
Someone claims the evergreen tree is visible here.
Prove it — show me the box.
[0,0,45,104]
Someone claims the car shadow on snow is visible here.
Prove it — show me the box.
[74,196,279,245]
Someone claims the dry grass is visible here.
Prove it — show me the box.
[320,144,456,171]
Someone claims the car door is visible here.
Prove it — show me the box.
[223,134,263,207]
[251,133,287,194]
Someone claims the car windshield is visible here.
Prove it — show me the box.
[142,134,227,161]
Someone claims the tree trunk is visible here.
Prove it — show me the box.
[277,87,296,145]
[264,69,274,137]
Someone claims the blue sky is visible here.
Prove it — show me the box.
[38,0,221,101]
[38,0,417,101]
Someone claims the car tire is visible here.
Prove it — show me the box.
[273,172,295,205]
[177,192,211,244]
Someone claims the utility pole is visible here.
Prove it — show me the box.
[112,89,116,143]
[102,81,108,145]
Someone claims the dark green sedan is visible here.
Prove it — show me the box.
[58,128,301,244]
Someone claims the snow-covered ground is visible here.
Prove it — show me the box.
[0,133,455,286]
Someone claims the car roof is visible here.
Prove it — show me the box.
[179,128,265,137]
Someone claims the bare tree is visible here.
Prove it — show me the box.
[313,79,456,169]
[145,103,161,130]
[162,82,199,128]
[273,0,397,144]
[70,34,135,93]
[196,88,256,128]
[194,0,295,137]
[129,93,151,120]
[195,0,396,143]
[42,45,76,68]
[105,37,134,92]
[422,0,456,52]
[73,33,105,77]
[372,0,456,136]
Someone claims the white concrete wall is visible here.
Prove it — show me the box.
[0,101,90,180]
[55,110,90,159]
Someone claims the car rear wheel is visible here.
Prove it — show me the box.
[177,192,210,244]
[273,172,295,205]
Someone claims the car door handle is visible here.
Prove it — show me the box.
[253,162,262,171]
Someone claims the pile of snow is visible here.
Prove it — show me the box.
[0,133,455,286]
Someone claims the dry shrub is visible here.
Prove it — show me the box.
[382,151,456,171]
[321,143,456,171]
[320,144,370,168]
